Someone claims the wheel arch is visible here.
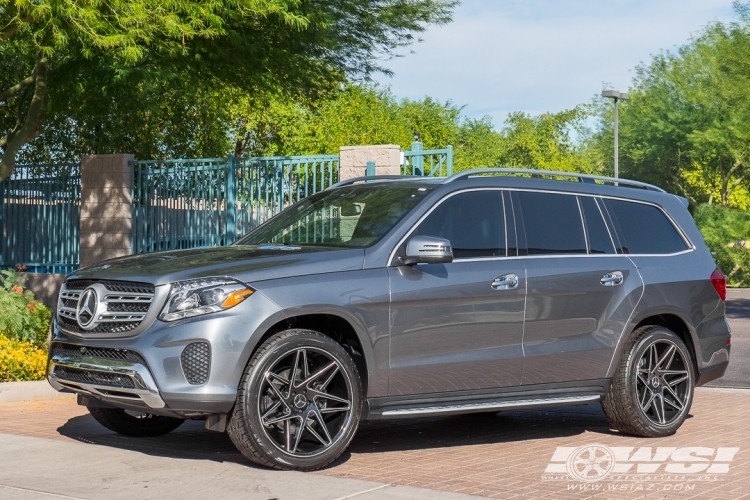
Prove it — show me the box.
[241,308,375,398]
[608,308,699,378]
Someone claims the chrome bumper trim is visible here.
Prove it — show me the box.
[47,354,165,409]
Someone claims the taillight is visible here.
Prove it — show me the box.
[710,269,726,301]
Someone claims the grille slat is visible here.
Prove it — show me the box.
[181,342,211,385]
[105,302,151,313]
[50,342,146,364]
[54,366,136,389]
[57,279,155,335]
[65,280,154,294]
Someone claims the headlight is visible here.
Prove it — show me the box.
[159,277,254,322]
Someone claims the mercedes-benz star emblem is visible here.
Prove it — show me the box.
[76,288,98,328]
[293,394,308,409]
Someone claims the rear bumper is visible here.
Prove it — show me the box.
[696,360,729,386]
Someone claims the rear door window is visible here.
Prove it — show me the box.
[515,191,587,255]
[415,190,506,258]
[602,199,688,254]
[579,196,616,254]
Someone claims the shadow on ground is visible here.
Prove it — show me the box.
[56,403,618,468]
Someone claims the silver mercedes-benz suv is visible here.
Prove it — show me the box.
[48,168,731,471]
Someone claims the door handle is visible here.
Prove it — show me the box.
[491,274,519,290]
[600,271,624,286]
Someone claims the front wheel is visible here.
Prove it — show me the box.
[602,326,695,437]
[227,329,363,471]
[87,407,185,437]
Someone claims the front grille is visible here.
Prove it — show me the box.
[50,342,146,364]
[181,342,211,385]
[65,280,154,294]
[54,366,136,389]
[57,279,155,335]
[106,302,151,313]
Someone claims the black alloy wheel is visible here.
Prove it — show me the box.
[228,329,362,471]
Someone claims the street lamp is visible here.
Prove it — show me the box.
[602,90,629,180]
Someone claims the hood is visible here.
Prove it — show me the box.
[69,245,365,286]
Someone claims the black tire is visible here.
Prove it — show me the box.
[228,329,363,471]
[602,326,695,437]
[87,407,185,437]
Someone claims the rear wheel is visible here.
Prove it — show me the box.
[602,326,695,437]
[227,329,362,471]
[87,407,184,437]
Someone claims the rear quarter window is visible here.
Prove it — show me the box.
[603,199,688,255]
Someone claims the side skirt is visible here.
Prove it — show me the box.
[364,379,611,420]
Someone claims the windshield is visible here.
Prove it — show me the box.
[236,184,433,248]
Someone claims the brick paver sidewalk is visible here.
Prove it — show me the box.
[1,387,748,499]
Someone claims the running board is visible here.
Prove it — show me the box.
[380,394,600,417]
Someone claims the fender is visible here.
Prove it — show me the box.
[237,292,389,397]
[606,304,699,378]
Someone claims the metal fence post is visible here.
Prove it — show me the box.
[446,145,453,176]
[366,161,376,177]
[411,141,424,176]
[226,155,237,244]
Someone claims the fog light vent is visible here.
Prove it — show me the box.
[181,342,211,385]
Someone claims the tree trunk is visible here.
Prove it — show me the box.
[0,53,48,183]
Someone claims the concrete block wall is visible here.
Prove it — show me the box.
[23,273,66,311]
[79,154,134,267]
[339,145,401,180]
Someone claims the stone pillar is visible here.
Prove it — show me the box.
[339,145,401,181]
[79,154,134,267]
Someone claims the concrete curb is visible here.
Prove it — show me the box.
[0,381,74,403]
[697,386,750,393]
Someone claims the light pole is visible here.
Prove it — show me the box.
[601,90,629,180]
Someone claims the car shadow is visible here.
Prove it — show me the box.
[57,403,624,469]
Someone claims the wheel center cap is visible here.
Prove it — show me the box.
[651,376,661,388]
[293,393,307,409]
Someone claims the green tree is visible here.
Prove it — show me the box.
[496,107,601,174]
[1,0,457,178]
[225,83,504,171]
[588,4,750,207]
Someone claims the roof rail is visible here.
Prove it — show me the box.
[327,175,421,190]
[444,168,666,193]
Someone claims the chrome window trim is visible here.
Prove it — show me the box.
[388,187,694,266]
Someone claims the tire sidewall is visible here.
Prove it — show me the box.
[237,330,363,470]
[625,328,695,436]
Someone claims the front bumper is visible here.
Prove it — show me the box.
[47,290,283,417]
[48,353,166,409]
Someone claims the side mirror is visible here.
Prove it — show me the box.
[400,236,453,266]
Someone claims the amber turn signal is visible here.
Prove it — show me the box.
[221,289,254,308]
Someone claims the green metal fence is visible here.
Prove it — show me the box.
[131,155,339,253]
[0,144,453,270]
[402,142,453,177]
[0,163,81,273]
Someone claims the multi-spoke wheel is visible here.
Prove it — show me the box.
[228,329,362,470]
[602,326,695,437]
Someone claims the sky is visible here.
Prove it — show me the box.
[374,0,737,127]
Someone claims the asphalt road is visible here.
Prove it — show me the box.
[706,288,750,388]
